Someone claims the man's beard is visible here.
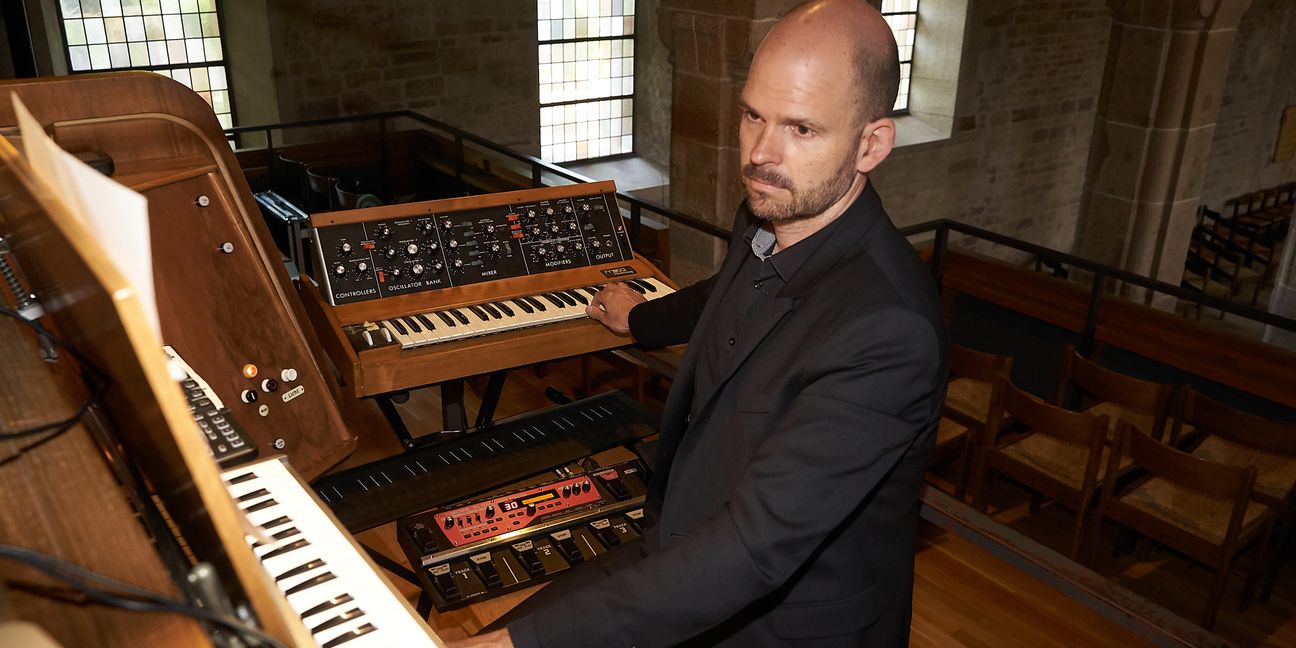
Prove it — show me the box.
[741,150,857,222]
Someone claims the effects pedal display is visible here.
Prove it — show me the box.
[397,460,649,611]
[164,345,257,468]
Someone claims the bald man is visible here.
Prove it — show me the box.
[452,1,946,646]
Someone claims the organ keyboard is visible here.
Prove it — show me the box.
[300,181,677,396]
[224,457,443,647]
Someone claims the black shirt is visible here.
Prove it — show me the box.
[690,216,846,420]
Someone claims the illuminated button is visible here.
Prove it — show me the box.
[241,364,258,379]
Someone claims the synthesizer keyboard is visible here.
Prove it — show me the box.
[311,391,659,532]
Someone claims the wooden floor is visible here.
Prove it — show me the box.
[327,353,1296,646]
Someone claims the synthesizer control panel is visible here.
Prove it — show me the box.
[313,187,634,305]
[397,460,649,611]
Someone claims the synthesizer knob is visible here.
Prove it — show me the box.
[412,263,426,276]
[333,264,346,276]
[428,241,439,252]
[443,515,454,529]
[357,261,369,272]
[537,247,547,256]
[582,203,591,211]
[486,225,496,233]
[443,219,452,229]
[433,261,444,271]
[389,267,403,278]
[550,224,560,233]
[339,242,353,255]
[569,222,579,231]
[531,226,541,235]
[556,244,565,253]
[564,205,573,213]
[527,210,536,218]
[453,259,464,268]
[421,221,436,233]
[448,239,459,249]
[385,247,397,259]
[406,243,420,256]
[374,224,392,239]
[545,207,554,216]
[591,240,601,248]
[574,242,583,250]
[490,243,501,253]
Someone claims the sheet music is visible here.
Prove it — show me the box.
[11,95,161,340]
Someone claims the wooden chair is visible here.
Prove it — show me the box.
[1054,345,1176,442]
[971,378,1115,560]
[1089,420,1276,629]
[932,344,1013,500]
[1176,388,1296,601]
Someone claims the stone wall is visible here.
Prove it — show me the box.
[263,0,541,153]
[1200,0,1296,211]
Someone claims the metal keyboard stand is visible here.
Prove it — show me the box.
[375,370,509,450]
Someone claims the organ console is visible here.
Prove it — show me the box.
[299,182,676,396]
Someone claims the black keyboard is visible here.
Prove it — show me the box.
[312,391,658,532]
[164,346,258,468]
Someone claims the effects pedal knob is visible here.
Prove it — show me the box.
[525,503,537,516]
[485,504,496,518]
[443,515,455,529]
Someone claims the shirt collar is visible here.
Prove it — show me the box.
[742,216,844,283]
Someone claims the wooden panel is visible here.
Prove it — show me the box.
[0,135,313,645]
[0,316,208,647]
[0,73,354,479]
[942,251,1091,332]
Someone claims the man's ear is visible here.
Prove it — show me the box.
[856,117,896,174]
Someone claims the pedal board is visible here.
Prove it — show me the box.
[397,460,649,611]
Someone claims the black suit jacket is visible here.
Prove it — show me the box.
[509,182,947,647]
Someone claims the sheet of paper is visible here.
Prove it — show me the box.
[12,95,161,339]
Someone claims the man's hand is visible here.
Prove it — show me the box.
[586,282,646,335]
[445,628,513,648]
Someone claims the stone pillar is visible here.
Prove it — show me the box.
[1073,0,1252,306]
[657,1,794,284]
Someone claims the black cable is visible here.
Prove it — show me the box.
[0,544,287,648]
[0,305,109,441]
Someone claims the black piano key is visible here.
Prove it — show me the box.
[275,558,327,582]
[237,488,271,502]
[244,498,279,513]
[435,311,456,327]
[526,296,547,312]
[284,570,337,596]
[468,305,490,322]
[404,316,422,333]
[623,280,645,294]
[262,538,311,560]
[566,290,588,305]
[300,594,355,619]
[416,313,436,330]
[271,526,302,542]
[450,309,470,325]
[495,301,514,317]
[582,287,601,298]
[260,515,292,531]
[321,623,377,648]
[309,607,365,635]
[511,298,533,314]
[556,291,579,307]
[636,278,659,292]
[226,472,257,485]
[481,302,501,319]
[389,318,409,335]
[539,293,562,308]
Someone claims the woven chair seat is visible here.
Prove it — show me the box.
[1192,436,1296,505]
[945,377,992,423]
[1119,477,1271,545]
[1082,401,1193,441]
[1000,433,1133,490]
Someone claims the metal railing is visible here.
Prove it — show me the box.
[224,112,1295,348]
[225,110,730,248]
